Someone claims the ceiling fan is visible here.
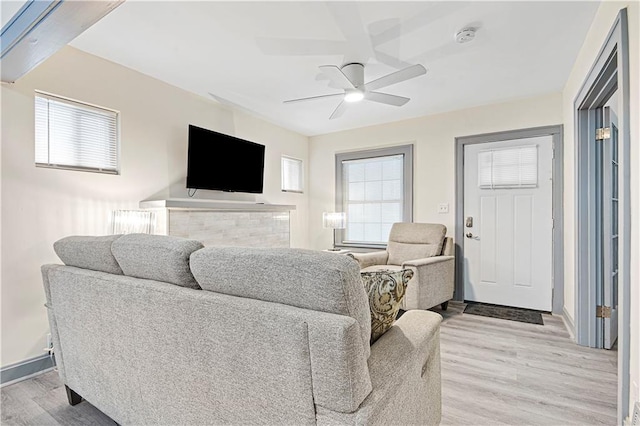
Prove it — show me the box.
[284,63,426,119]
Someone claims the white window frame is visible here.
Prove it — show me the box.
[335,144,413,249]
[34,91,120,174]
[281,155,304,193]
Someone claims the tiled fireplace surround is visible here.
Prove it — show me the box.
[140,199,295,248]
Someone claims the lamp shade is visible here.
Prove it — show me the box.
[323,212,346,229]
[111,210,156,234]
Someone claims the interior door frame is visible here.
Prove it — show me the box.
[454,125,564,314]
[573,8,630,424]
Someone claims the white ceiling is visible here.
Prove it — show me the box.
[69,1,600,136]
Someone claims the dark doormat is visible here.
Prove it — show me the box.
[463,302,545,325]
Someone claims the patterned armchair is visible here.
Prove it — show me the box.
[350,222,455,310]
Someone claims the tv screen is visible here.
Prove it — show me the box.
[186,125,265,193]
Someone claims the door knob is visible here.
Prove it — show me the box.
[466,232,474,238]
[466,232,479,240]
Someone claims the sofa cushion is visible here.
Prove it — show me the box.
[360,268,414,344]
[191,247,372,358]
[111,234,203,289]
[54,235,124,275]
[387,223,446,265]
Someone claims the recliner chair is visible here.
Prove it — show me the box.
[350,222,455,310]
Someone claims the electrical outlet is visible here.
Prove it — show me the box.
[438,203,449,214]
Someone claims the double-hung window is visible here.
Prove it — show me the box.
[35,91,119,174]
[335,145,413,248]
[281,156,304,193]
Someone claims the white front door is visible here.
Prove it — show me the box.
[463,136,554,311]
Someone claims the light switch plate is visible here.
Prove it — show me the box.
[438,203,449,214]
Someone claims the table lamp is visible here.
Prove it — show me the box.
[111,210,156,235]
[323,212,346,251]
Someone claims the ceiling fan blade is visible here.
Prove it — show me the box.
[329,101,348,120]
[368,18,412,70]
[326,2,374,64]
[373,50,413,71]
[364,64,427,91]
[283,93,344,104]
[256,38,346,56]
[319,65,355,90]
[365,91,410,107]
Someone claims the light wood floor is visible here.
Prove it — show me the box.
[1,302,617,425]
[439,302,617,425]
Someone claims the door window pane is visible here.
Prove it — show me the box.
[478,145,537,189]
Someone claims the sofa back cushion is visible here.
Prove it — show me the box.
[387,223,446,265]
[44,266,323,424]
[54,235,124,275]
[191,247,371,359]
[111,234,203,289]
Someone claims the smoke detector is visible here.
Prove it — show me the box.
[455,28,476,44]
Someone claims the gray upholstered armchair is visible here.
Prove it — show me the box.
[350,222,455,310]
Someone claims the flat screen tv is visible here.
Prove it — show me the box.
[186,125,265,193]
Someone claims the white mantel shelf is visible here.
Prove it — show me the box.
[139,198,296,212]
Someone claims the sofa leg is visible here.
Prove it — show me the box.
[440,301,449,311]
[65,385,82,406]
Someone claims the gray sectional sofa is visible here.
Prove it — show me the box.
[42,233,442,425]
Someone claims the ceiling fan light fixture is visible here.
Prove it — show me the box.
[344,89,364,103]
[285,63,426,119]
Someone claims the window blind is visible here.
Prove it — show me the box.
[478,145,538,189]
[281,156,303,192]
[342,154,403,244]
[35,92,119,173]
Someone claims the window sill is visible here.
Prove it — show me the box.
[36,163,119,175]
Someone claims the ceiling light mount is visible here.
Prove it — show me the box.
[455,27,476,44]
[341,63,365,87]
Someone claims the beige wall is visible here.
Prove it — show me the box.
[0,46,309,367]
[308,92,563,250]
[561,0,639,414]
